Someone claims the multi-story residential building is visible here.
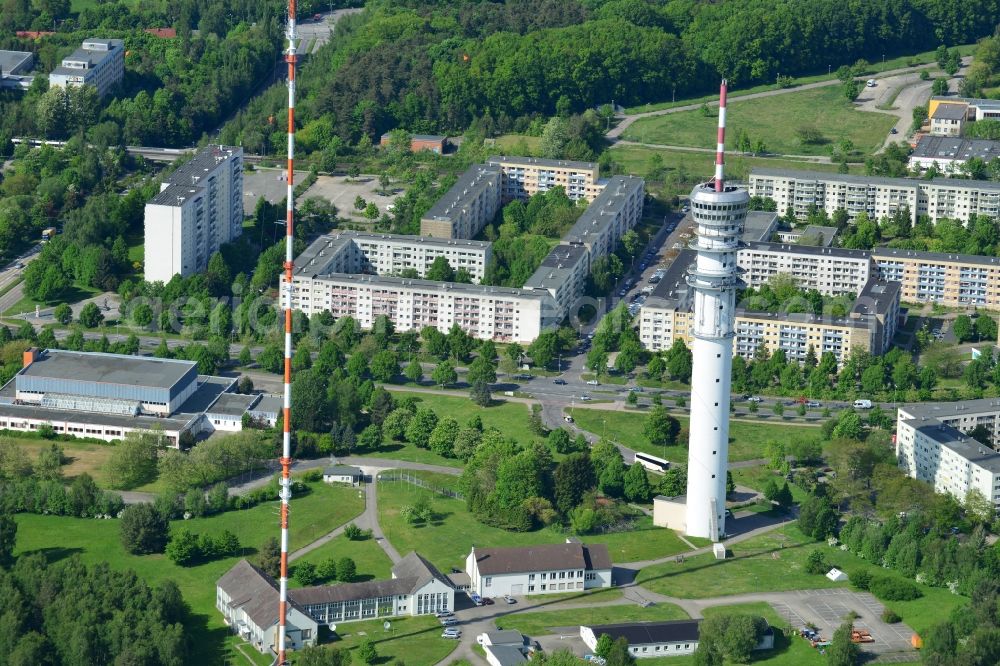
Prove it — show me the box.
[287,271,556,344]
[749,168,1000,225]
[420,164,501,239]
[48,38,124,97]
[486,156,602,203]
[0,50,34,90]
[896,400,1000,512]
[218,553,454,654]
[296,232,492,282]
[908,136,1000,173]
[144,146,244,283]
[523,243,591,322]
[737,243,872,296]
[639,249,898,365]
[562,176,645,258]
[871,247,1000,308]
[465,542,612,597]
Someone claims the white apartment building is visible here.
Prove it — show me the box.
[297,231,492,282]
[465,542,613,597]
[749,168,1000,225]
[420,165,501,239]
[738,242,872,296]
[144,146,244,283]
[486,156,603,203]
[287,272,555,344]
[929,102,967,137]
[48,38,124,97]
[896,401,1000,511]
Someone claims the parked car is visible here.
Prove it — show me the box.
[440,617,459,626]
[442,629,462,639]
[586,379,599,386]
[435,610,454,618]
[853,399,873,409]
[805,401,822,408]
[469,593,483,605]
[553,378,567,385]
[579,394,591,401]
[450,567,462,574]
[628,386,643,392]
[747,396,763,403]
[482,597,494,605]
[503,595,517,604]
[866,79,876,87]
[889,128,898,134]
[564,415,574,423]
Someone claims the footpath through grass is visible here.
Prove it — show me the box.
[624,87,897,157]
[15,480,365,664]
[568,408,820,463]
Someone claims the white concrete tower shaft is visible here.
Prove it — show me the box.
[683,80,748,541]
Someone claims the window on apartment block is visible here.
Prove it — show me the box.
[484,578,491,587]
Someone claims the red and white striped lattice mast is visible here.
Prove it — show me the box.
[714,79,728,193]
[277,0,297,662]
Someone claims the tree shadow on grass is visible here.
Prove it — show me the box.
[24,546,83,564]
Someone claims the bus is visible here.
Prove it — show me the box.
[634,451,670,473]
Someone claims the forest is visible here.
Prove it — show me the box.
[221,0,1000,151]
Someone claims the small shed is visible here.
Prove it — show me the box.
[322,465,363,486]
[825,568,848,582]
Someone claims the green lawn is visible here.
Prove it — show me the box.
[585,515,691,563]
[568,408,820,463]
[291,534,394,585]
[499,603,689,638]
[730,465,811,504]
[14,481,365,665]
[2,282,102,317]
[622,42,977,115]
[493,134,541,155]
[623,87,897,157]
[315,616,459,665]
[637,523,967,638]
[386,392,540,445]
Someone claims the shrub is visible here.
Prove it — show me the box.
[301,469,323,483]
[851,569,873,591]
[806,549,827,574]
[869,576,922,601]
[881,608,901,623]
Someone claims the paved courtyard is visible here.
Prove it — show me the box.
[766,589,916,659]
[242,167,312,205]
[301,174,401,223]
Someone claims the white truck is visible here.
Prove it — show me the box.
[853,399,873,409]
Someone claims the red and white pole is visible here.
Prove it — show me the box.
[714,79,728,193]
[277,0,297,662]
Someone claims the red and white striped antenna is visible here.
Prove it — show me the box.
[277,0,297,661]
[714,79,728,192]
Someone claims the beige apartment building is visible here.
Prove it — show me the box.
[872,247,1000,309]
[419,164,501,239]
[639,249,899,365]
[486,156,603,203]
[522,244,590,322]
[749,168,1000,225]
[738,242,872,296]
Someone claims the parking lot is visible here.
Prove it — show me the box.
[243,167,312,205]
[300,174,399,222]
[766,589,917,659]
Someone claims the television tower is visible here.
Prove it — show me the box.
[277,0,297,662]
[683,80,748,541]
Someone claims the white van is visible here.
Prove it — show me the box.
[853,399,873,409]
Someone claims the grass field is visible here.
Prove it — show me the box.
[499,603,689,638]
[377,476,686,571]
[493,134,542,155]
[2,282,101,317]
[320,616,459,665]
[636,523,967,637]
[387,391,539,445]
[14,480,365,664]
[623,87,897,157]
[622,42,977,114]
[290,534,394,586]
[568,408,820,463]
[730,465,811,504]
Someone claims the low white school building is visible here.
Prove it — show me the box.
[465,540,612,597]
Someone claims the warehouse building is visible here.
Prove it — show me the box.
[908,136,1000,173]
[0,349,282,446]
